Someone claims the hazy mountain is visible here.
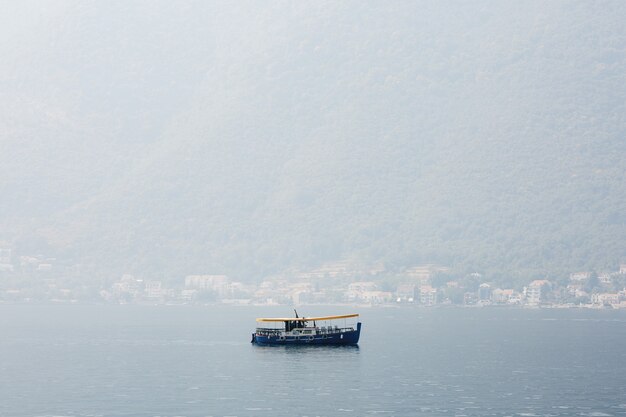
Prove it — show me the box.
[1,1,625,283]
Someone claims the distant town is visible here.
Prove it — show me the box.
[1,247,626,308]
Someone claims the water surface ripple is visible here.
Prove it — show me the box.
[1,305,625,417]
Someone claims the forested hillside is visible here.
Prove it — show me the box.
[1,1,624,284]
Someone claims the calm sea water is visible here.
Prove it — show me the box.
[1,304,625,417]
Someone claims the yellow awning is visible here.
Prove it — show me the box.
[256,313,359,322]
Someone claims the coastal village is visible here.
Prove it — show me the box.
[2,247,626,308]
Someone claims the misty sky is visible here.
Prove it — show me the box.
[1,1,624,281]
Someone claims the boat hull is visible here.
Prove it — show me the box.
[252,322,361,346]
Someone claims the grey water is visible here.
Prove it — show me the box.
[1,305,625,417]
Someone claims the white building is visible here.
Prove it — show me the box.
[185,275,230,295]
[419,285,437,306]
[526,280,551,305]
[592,293,620,306]
[570,272,590,281]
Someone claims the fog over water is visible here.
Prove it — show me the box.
[1,3,626,414]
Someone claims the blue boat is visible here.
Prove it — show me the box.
[251,312,361,346]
